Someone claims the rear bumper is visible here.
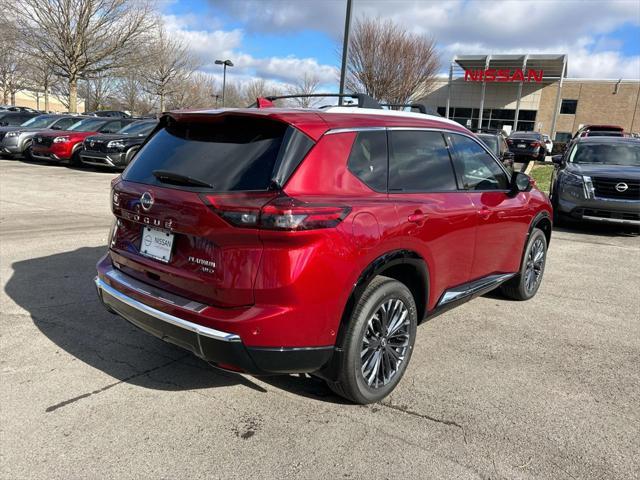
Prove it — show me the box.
[94,267,333,375]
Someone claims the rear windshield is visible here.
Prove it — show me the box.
[477,135,498,154]
[586,131,624,137]
[123,116,314,192]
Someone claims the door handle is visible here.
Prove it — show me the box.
[479,207,491,220]
[408,211,427,223]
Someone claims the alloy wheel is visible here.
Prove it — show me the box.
[524,237,545,294]
[360,298,411,389]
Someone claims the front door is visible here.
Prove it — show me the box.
[447,132,531,278]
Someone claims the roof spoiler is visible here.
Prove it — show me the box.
[380,103,440,116]
[249,93,382,109]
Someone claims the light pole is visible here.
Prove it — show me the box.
[215,59,234,107]
[338,0,353,105]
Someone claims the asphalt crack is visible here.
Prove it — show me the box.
[45,355,189,413]
[380,401,468,444]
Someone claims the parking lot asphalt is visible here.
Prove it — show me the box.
[1,159,639,480]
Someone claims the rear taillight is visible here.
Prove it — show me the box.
[507,139,513,145]
[202,193,351,231]
[531,141,541,148]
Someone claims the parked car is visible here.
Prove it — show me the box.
[573,124,624,139]
[550,137,639,225]
[476,132,515,171]
[31,117,136,166]
[94,96,552,404]
[0,111,40,127]
[87,110,132,118]
[507,131,547,161]
[0,115,84,159]
[80,119,158,169]
[542,134,553,154]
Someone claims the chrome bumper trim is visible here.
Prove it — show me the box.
[582,215,640,225]
[95,275,241,343]
[81,153,116,167]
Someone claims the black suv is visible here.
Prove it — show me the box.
[80,119,158,169]
[550,137,640,226]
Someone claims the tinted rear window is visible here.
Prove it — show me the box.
[347,131,388,191]
[123,116,312,192]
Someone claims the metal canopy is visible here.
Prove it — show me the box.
[453,54,568,81]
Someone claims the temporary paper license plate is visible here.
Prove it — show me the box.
[140,227,174,263]
[517,143,526,148]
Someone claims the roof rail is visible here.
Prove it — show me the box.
[258,93,382,109]
[380,103,440,116]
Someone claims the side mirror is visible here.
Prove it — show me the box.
[551,154,564,165]
[509,172,532,196]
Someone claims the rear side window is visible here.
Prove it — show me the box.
[123,116,308,192]
[347,131,388,191]
[389,130,457,192]
[449,133,509,190]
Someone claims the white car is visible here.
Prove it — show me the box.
[543,134,553,154]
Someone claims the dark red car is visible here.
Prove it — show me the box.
[31,117,135,165]
[95,95,552,404]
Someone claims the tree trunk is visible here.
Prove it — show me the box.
[69,79,78,113]
[2,89,8,104]
[10,91,16,106]
[44,88,50,112]
[159,92,165,113]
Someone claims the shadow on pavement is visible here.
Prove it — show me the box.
[553,219,639,238]
[5,245,342,402]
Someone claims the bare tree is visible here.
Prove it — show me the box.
[346,18,440,105]
[167,72,217,110]
[241,78,282,106]
[22,58,60,111]
[142,26,199,112]
[80,73,118,112]
[286,73,321,107]
[0,17,27,105]
[12,0,155,112]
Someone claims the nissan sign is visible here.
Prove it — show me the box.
[464,68,544,83]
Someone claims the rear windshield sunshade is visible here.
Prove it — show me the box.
[122,115,314,192]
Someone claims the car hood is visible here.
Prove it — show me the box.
[0,126,22,133]
[567,163,640,180]
[38,130,96,138]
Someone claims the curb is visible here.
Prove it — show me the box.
[524,161,535,175]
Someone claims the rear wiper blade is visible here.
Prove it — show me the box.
[152,170,214,188]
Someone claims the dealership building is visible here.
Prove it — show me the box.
[418,54,640,142]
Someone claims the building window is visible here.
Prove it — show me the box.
[560,100,578,115]
[555,132,572,143]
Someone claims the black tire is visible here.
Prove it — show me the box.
[327,276,418,404]
[123,146,139,167]
[22,141,32,161]
[68,148,82,167]
[501,228,547,300]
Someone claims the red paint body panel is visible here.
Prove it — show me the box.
[97,108,552,352]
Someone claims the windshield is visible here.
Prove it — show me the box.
[569,143,640,166]
[118,121,157,136]
[20,115,55,128]
[477,135,499,154]
[67,118,107,132]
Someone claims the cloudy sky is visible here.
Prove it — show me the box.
[162,0,640,90]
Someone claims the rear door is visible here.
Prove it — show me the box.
[447,133,531,278]
[387,129,477,306]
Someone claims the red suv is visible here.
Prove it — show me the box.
[31,117,135,166]
[95,95,552,404]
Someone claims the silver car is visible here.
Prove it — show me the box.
[0,115,84,158]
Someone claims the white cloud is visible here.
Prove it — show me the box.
[206,0,640,79]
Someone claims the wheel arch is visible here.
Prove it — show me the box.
[531,210,552,246]
[338,249,429,339]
